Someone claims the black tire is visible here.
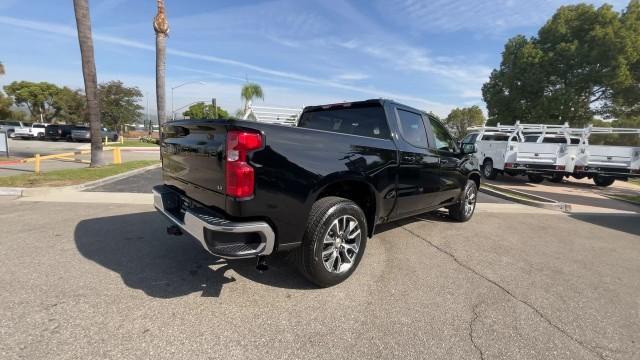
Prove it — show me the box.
[548,174,564,183]
[448,180,478,222]
[482,159,498,180]
[572,174,585,180]
[293,196,368,288]
[7,130,14,138]
[593,175,615,187]
[112,134,118,142]
[527,174,544,183]
[37,133,44,140]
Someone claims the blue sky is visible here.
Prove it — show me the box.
[0,0,631,118]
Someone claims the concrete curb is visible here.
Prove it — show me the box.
[480,184,572,212]
[3,163,161,198]
[74,163,161,191]
[602,194,640,208]
[0,187,24,196]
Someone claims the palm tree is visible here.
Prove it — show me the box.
[73,0,104,167]
[241,83,264,115]
[154,0,169,126]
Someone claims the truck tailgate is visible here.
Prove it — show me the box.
[516,143,560,164]
[161,122,226,194]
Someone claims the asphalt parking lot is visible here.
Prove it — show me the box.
[1,176,639,359]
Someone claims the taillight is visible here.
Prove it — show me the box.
[555,165,565,171]
[504,163,514,168]
[225,130,263,198]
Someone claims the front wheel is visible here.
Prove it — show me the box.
[294,196,367,288]
[593,175,615,187]
[448,180,478,222]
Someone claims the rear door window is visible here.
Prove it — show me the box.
[396,109,429,148]
[298,104,390,139]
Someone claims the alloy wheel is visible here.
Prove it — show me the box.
[322,215,362,274]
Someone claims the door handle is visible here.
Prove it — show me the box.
[402,155,417,162]
[440,159,449,165]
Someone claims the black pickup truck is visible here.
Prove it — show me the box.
[154,99,481,287]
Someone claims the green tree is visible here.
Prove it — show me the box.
[0,91,13,119]
[483,1,640,127]
[444,106,486,139]
[241,82,264,114]
[182,102,229,119]
[55,87,87,124]
[4,81,62,121]
[98,81,143,132]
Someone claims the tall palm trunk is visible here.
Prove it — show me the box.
[73,0,104,167]
[154,0,170,127]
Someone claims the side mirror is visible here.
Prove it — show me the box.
[462,143,477,154]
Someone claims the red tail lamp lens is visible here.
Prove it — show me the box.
[225,131,263,198]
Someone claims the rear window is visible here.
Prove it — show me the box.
[33,124,46,128]
[482,134,510,141]
[73,126,90,130]
[541,137,579,144]
[298,104,390,139]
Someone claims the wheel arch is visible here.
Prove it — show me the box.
[312,177,378,238]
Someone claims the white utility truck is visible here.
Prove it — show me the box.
[465,123,582,183]
[571,126,640,186]
[14,123,48,139]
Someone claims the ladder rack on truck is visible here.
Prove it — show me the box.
[243,102,303,126]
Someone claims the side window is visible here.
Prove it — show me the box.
[397,109,428,148]
[462,133,478,144]
[429,118,457,152]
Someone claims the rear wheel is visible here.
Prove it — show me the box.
[448,180,478,222]
[294,196,367,288]
[482,159,498,180]
[527,174,544,183]
[37,133,44,140]
[593,175,615,187]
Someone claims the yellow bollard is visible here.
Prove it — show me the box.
[113,148,122,164]
[35,154,41,175]
[120,136,124,144]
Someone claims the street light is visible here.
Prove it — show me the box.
[171,81,206,120]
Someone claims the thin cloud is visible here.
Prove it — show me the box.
[0,15,454,112]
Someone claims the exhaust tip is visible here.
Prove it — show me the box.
[166,225,183,236]
[256,256,268,272]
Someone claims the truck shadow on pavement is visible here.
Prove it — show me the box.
[74,211,315,298]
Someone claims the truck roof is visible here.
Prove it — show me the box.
[302,99,426,117]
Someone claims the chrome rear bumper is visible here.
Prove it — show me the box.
[153,185,275,258]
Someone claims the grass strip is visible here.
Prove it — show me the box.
[0,160,159,188]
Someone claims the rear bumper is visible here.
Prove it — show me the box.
[574,166,639,179]
[152,185,275,259]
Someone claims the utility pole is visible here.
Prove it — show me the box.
[212,98,217,119]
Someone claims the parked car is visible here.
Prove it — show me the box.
[71,127,118,142]
[44,124,76,141]
[153,99,481,287]
[0,120,26,138]
[14,123,49,140]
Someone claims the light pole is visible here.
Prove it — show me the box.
[171,81,206,120]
